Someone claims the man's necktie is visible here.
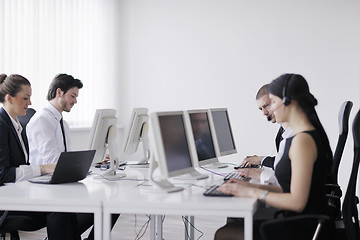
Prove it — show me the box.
[59,118,67,152]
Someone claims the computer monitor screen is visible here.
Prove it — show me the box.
[151,111,195,178]
[209,108,237,156]
[121,108,150,164]
[187,110,217,165]
[88,109,118,165]
[159,114,193,173]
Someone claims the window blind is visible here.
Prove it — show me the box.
[0,0,118,127]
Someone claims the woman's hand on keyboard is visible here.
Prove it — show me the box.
[237,168,262,180]
[217,179,257,198]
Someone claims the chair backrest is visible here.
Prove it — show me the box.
[18,108,36,128]
[17,108,36,136]
[332,101,353,184]
[342,108,360,240]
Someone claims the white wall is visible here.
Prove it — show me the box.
[71,0,360,203]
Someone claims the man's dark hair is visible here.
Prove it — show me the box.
[47,74,83,101]
[256,84,269,100]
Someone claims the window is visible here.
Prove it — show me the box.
[0,0,119,127]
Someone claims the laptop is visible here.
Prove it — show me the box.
[29,150,96,184]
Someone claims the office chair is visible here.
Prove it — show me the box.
[0,212,46,240]
[260,214,331,240]
[337,108,360,240]
[332,101,353,185]
[326,101,353,220]
[17,107,36,136]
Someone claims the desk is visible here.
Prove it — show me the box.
[0,180,103,239]
[103,175,258,240]
[0,166,257,240]
[0,168,146,240]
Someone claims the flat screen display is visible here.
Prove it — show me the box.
[158,114,193,172]
[211,110,236,153]
[189,112,216,161]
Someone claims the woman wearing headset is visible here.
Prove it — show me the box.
[215,73,335,240]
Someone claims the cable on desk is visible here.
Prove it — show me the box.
[199,167,227,177]
[224,162,237,166]
[182,216,204,240]
[91,172,148,182]
[135,179,149,187]
[121,178,148,182]
[188,183,208,190]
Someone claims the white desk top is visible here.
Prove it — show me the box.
[0,161,257,240]
[105,185,257,217]
[103,171,258,218]
[0,167,147,212]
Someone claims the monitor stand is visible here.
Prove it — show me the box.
[94,157,126,180]
[124,132,151,168]
[205,160,228,169]
[148,158,184,193]
[97,133,126,181]
[174,170,209,180]
[124,150,150,168]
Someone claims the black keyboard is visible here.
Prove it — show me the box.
[234,164,261,170]
[223,172,251,182]
[203,185,233,197]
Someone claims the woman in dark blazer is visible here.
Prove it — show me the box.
[0,105,56,184]
[0,74,81,240]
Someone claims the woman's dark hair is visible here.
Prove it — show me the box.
[268,73,333,180]
[0,74,31,103]
[47,73,83,101]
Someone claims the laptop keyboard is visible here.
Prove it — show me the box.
[29,175,52,184]
[223,172,251,182]
[203,185,233,197]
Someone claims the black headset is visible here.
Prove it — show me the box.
[282,76,292,106]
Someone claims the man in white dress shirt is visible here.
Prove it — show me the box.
[27,73,82,165]
[26,73,118,240]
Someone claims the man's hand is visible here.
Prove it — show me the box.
[242,155,264,167]
[40,163,56,175]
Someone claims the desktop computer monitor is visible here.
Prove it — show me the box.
[209,108,237,156]
[88,109,125,180]
[185,109,227,168]
[121,108,150,165]
[149,111,207,192]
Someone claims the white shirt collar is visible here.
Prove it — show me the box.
[4,109,22,132]
[46,103,63,122]
[282,127,293,139]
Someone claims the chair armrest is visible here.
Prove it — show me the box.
[325,184,342,197]
[325,194,342,220]
[260,214,331,240]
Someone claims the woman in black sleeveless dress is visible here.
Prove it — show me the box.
[215,74,335,240]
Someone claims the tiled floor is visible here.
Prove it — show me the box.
[17,214,226,240]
